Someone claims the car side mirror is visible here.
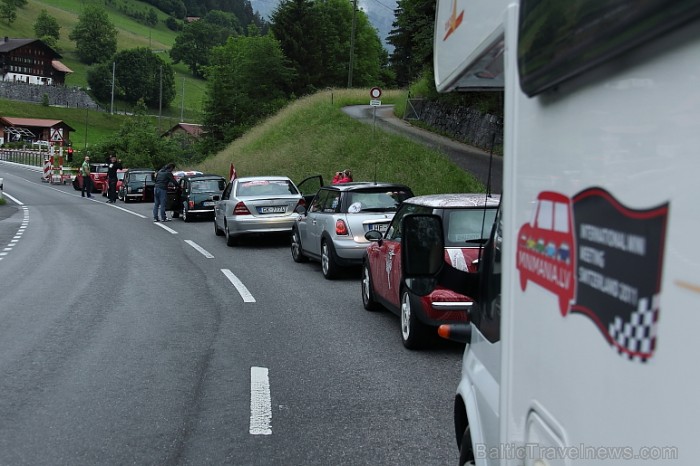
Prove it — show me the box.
[364,230,383,242]
[402,214,444,296]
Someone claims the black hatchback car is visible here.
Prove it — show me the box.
[168,174,227,221]
[118,168,155,202]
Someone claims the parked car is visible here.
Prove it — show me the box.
[291,182,414,279]
[71,163,109,193]
[101,168,127,197]
[213,175,322,246]
[167,174,226,221]
[362,193,500,349]
[118,168,155,202]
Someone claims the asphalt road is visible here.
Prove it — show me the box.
[0,161,464,465]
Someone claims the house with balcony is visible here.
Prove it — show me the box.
[0,37,72,85]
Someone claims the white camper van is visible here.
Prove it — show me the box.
[404,0,699,465]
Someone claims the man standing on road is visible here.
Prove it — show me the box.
[106,154,122,203]
[153,163,178,222]
[80,155,93,198]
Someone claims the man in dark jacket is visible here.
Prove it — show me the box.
[152,163,178,222]
[106,154,122,203]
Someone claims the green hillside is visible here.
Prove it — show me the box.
[195,89,485,196]
[4,0,206,121]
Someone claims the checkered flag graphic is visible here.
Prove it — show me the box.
[608,294,659,362]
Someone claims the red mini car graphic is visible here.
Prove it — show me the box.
[517,191,576,316]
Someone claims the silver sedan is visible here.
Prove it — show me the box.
[213,176,306,246]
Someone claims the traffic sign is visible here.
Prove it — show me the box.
[370,99,381,106]
[370,87,382,99]
[51,128,63,142]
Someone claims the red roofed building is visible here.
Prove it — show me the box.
[0,116,75,145]
[162,123,204,139]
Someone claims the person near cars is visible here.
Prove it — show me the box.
[153,163,178,222]
[106,154,123,203]
[332,169,353,184]
[80,155,93,198]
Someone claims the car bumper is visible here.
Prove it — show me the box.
[226,214,299,236]
[331,236,372,265]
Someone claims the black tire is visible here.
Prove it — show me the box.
[225,222,238,246]
[182,202,190,222]
[458,426,475,466]
[320,239,339,279]
[291,229,309,263]
[400,288,431,350]
[214,217,224,236]
[361,261,380,311]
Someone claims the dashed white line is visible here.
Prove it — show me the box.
[221,269,256,302]
[155,222,178,234]
[0,204,29,261]
[184,240,214,258]
[250,366,272,435]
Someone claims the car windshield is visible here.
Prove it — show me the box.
[445,208,498,247]
[191,179,225,193]
[236,180,298,197]
[345,189,413,213]
[117,172,126,180]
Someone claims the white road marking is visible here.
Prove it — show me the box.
[155,222,178,234]
[250,366,272,435]
[221,269,256,302]
[0,205,29,262]
[184,240,214,258]
[2,193,23,205]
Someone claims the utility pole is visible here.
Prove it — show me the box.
[347,0,357,88]
[158,65,163,133]
[110,62,115,115]
[180,78,185,122]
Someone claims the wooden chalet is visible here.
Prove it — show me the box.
[162,122,204,139]
[0,37,73,85]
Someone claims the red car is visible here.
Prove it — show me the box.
[71,163,109,193]
[362,193,500,349]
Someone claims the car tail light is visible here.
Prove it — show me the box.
[335,219,348,236]
[296,198,306,209]
[188,200,195,209]
[233,202,251,215]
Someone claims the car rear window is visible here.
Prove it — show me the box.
[236,180,299,197]
[444,208,498,247]
[345,189,413,213]
[130,172,152,182]
[191,179,225,192]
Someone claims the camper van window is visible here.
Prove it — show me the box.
[518,0,700,96]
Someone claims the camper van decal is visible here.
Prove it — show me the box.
[443,0,464,41]
[517,188,668,362]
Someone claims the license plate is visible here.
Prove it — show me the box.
[203,201,215,206]
[369,223,388,232]
[258,206,286,214]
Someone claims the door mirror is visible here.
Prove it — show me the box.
[402,214,444,296]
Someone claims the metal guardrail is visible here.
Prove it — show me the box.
[0,149,48,167]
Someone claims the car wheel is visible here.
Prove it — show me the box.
[400,288,430,350]
[458,426,475,466]
[291,229,309,263]
[321,239,338,279]
[225,222,238,246]
[361,261,380,311]
[182,202,190,222]
[214,217,224,236]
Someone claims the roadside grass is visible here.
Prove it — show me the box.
[195,89,485,196]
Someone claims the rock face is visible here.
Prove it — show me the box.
[406,99,504,153]
[0,81,99,109]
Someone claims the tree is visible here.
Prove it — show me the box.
[34,9,61,46]
[0,0,17,24]
[387,0,435,87]
[88,48,176,109]
[270,0,385,94]
[202,29,296,147]
[169,17,232,78]
[69,5,118,65]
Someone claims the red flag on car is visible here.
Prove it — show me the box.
[229,162,237,183]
